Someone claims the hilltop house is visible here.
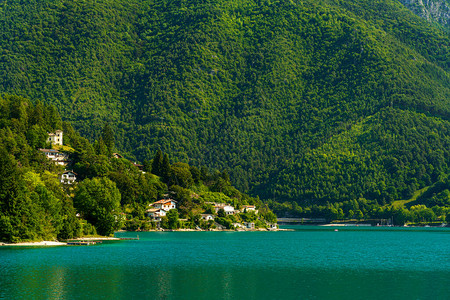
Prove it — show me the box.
[39,149,70,166]
[47,130,63,146]
[59,171,77,184]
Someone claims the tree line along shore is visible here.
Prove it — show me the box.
[0,95,276,244]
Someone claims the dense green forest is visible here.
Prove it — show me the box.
[0,95,272,242]
[0,0,449,210]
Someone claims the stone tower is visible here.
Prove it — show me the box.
[47,130,63,146]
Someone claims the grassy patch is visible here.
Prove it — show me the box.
[391,186,430,208]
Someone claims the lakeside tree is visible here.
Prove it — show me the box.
[73,177,122,236]
[166,209,180,229]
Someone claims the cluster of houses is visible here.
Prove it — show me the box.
[39,130,77,184]
[40,131,143,185]
[146,199,178,221]
[199,203,258,222]
[209,203,257,215]
[145,199,258,226]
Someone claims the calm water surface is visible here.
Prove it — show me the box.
[0,226,449,299]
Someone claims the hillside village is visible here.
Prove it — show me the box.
[145,198,273,231]
[38,129,278,233]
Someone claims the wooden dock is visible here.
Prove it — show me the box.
[66,241,102,246]
[118,235,139,240]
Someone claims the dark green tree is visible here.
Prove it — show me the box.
[161,153,171,182]
[101,123,115,154]
[143,160,151,173]
[73,177,122,236]
[190,166,201,184]
[166,209,180,229]
[151,150,163,177]
[217,208,226,218]
[94,137,108,156]
[169,162,194,188]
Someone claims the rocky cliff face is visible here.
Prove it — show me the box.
[399,0,450,27]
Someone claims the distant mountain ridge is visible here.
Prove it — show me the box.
[399,0,450,27]
[0,0,449,206]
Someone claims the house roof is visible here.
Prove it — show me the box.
[146,208,162,213]
[39,148,59,153]
[214,204,234,208]
[112,153,123,159]
[62,170,77,175]
[152,199,177,205]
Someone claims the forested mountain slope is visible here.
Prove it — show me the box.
[0,0,449,206]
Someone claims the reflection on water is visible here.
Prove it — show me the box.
[48,266,66,299]
[156,269,173,299]
[1,228,449,299]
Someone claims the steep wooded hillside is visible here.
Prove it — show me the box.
[0,0,449,206]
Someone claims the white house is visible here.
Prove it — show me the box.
[268,223,278,230]
[39,149,69,166]
[146,208,167,221]
[47,130,63,146]
[214,204,235,215]
[59,171,77,184]
[201,214,215,221]
[241,205,257,213]
[243,222,255,229]
[150,199,177,211]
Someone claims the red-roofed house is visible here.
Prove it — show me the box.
[150,199,177,211]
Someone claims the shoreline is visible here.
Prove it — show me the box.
[0,229,291,246]
[0,237,121,247]
[0,241,67,247]
[121,228,292,232]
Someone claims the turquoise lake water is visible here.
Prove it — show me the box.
[1,226,449,299]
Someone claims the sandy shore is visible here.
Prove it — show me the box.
[0,241,67,246]
[0,236,121,246]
